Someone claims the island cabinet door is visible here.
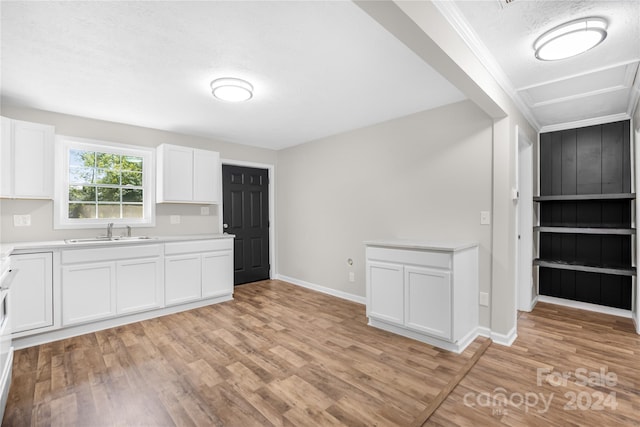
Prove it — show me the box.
[404,266,452,340]
[366,261,404,325]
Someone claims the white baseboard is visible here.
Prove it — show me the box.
[490,326,517,346]
[537,295,632,319]
[529,295,539,311]
[13,294,233,350]
[276,274,366,305]
[476,326,491,338]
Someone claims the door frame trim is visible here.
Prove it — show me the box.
[220,159,276,280]
[515,125,535,313]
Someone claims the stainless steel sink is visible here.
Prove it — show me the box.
[65,236,156,244]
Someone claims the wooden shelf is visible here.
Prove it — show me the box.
[534,259,636,276]
[533,193,635,202]
[534,226,635,235]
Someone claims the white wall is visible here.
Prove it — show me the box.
[277,100,494,327]
[0,104,277,242]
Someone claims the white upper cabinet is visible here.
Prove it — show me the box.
[1,116,55,199]
[156,143,220,204]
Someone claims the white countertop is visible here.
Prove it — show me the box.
[0,233,234,258]
[364,239,478,252]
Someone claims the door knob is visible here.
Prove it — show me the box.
[223,223,229,229]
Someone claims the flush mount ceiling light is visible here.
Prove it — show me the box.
[534,17,607,61]
[210,78,253,102]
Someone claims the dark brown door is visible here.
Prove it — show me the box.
[222,165,270,285]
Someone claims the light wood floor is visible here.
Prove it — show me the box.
[3,280,488,427]
[427,302,640,426]
[5,281,639,426]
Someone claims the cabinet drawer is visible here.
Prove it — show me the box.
[62,244,162,264]
[366,247,451,270]
[165,239,232,255]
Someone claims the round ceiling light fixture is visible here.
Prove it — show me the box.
[533,17,607,61]
[210,77,253,102]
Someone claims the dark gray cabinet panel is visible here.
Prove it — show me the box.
[576,125,601,194]
[537,120,633,310]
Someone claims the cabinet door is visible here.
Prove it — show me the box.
[0,117,11,197]
[404,266,452,340]
[117,257,163,315]
[13,120,54,198]
[0,117,54,199]
[158,144,193,202]
[193,149,220,203]
[10,253,53,334]
[62,262,116,326]
[165,254,201,305]
[202,251,233,298]
[367,261,404,325]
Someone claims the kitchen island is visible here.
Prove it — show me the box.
[365,239,479,353]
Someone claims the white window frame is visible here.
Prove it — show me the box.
[54,135,156,229]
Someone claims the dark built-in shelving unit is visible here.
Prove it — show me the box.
[535,120,634,310]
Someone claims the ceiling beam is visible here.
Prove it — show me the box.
[355,0,507,120]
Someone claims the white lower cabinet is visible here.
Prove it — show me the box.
[10,252,53,334]
[365,241,478,353]
[61,244,164,326]
[165,239,233,306]
[12,238,233,346]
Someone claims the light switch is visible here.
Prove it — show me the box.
[170,215,181,224]
[348,272,355,282]
[480,211,491,225]
[479,292,489,307]
[200,206,210,216]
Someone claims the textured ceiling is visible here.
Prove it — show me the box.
[0,1,466,150]
[452,0,640,130]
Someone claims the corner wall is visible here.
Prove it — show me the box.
[276,100,494,327]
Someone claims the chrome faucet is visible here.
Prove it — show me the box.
[106,222,114,239]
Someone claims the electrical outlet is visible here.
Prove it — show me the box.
[479,292,489,307]
[170,215,181,224]
[348,272,355,282]
[480,211,491,225]
[13,214,31,227]
[200,206,210,215]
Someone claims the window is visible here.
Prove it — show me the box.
[55,136,155,229]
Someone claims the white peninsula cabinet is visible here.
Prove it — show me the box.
[156,143,220,204]
[61,244,163,326]
[0,117,54,199]
[165,239,233,306]
[365,240,479,353]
